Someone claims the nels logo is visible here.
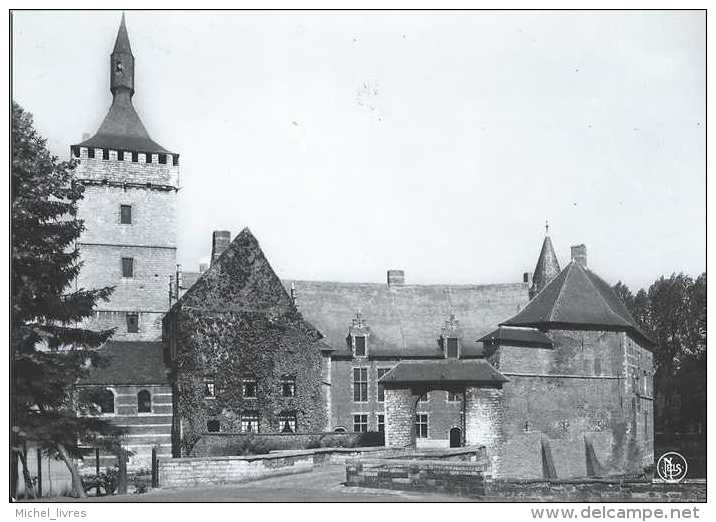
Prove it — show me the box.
[657,452,688,483]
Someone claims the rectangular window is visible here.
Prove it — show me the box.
[121,257,134,278]
[126,313,139,333]
[353,368,368,402]
[88,148,95,159]
[118,150,125,161]
[281,376,296,397]
[242,377,257,398]
[419,392,429,402]
[207,420,220,432]
[377,368,392,402]
[377,414,385,433]
[415,413,428,438]
[354,336,366,357]
[159,154,167,165]
[204,377,215,398]
[102,148,109,160]
[447,390,462,402]
[120,205,132,224]
[279,411,297,433]
[353,414,368,433]
[241,411,259,433]
[132,151,138,162]
[446,337,459,358]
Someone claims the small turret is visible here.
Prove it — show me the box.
[529,221,561,299]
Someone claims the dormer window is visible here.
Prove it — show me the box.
[354,335,367,357]
[446,337,459,358]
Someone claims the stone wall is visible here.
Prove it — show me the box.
[384,387,415,447]
[345,458,488,497]
[465,386,504,473]
[73,148,179,188]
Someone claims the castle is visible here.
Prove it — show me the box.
[73,16,654,478]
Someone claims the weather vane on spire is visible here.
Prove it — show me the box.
[545,219,550,235]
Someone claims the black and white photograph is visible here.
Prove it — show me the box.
[7,6,708,514]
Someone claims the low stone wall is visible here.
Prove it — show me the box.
[377,446,488,463]
[190,431,383,457]
[486,479,707,502]
[345,458,488,497]
[158,447,387,488]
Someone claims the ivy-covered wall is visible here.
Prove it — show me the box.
[163,228,330,456]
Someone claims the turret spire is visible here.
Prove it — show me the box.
[529,223,561,299]
[111,12,135,97]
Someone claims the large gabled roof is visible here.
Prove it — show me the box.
[500,261,654,347]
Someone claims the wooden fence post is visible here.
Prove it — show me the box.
[151,447,158,488]
[117,448,127,495]
[36,448,42,498]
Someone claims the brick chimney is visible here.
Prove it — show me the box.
[211,231,231,265]
[571,244,587,268]
[387,270,405,287]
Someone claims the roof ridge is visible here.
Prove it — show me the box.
[549,262,574,322]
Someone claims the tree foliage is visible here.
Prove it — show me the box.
[11,101,120,497]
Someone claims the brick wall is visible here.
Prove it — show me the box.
[77,383,173,471]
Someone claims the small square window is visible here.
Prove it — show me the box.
[207,420,220,433]
[120,205,132,224]
[281,376,296,397]
[353,414,368,433]
[447,390,462,402]
[242,377,257,398]
[121,257,134,278]
[204,377,216,398]
[126,313,139,333]
[354,336,366,357]
[118,150,125,161]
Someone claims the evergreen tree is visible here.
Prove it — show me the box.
[11,101,121,498]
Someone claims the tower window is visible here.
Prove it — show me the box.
[354,335,367,357]
[159,154,167,165]
[102,149,109,160]
[131,151,138,163]
[88,148,95,159]
[126,313,139,333]
[120,205,132,224]
[137,390,151,413]
[121,257,134,278]
[172,155,179,166]
[446,337,459,358]
[146,154,152,164]
[207,420,220,433]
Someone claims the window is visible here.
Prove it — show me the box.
[137,390,151,413]
[354,335,366,357]
[353,368,368,402]
[88,148,95,159]
[446,337,459,358]
[126,313,139,333]
[594,358,602,375]
[146,154,152,164]
[241,410,259,433]
[131,151,138,163]
[419,392,429,402]
[353,414,368,433]
[102,148,109,160]
[281,375,296,397]
[279,411,297,433]
[377,414,385,433]
[172,155,179,166]
[415,414,428,438]
[447,390,462,402]
[120,205,132,224]
[204,377,216,398]
[242,376,257,398]
[98,389,115,414]
[377,368,392,402]
[207,420,220,432]
[159,154,167,165]
[118,150,125,161]
[121,257,134,278]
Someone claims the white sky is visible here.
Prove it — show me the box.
[12,10,705,291]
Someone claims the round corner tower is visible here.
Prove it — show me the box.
[71,14,179,341]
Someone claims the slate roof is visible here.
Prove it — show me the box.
[379,359,508,384]
[476,326,554,348]
[286,280,529,358]
[501,261,654,346]
[79,341,169,385]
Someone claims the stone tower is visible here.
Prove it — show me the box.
[71,14,179,341]
[529,224,560,299]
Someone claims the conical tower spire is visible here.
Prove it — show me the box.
[529,221,561,299]
[111,12,135,96]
